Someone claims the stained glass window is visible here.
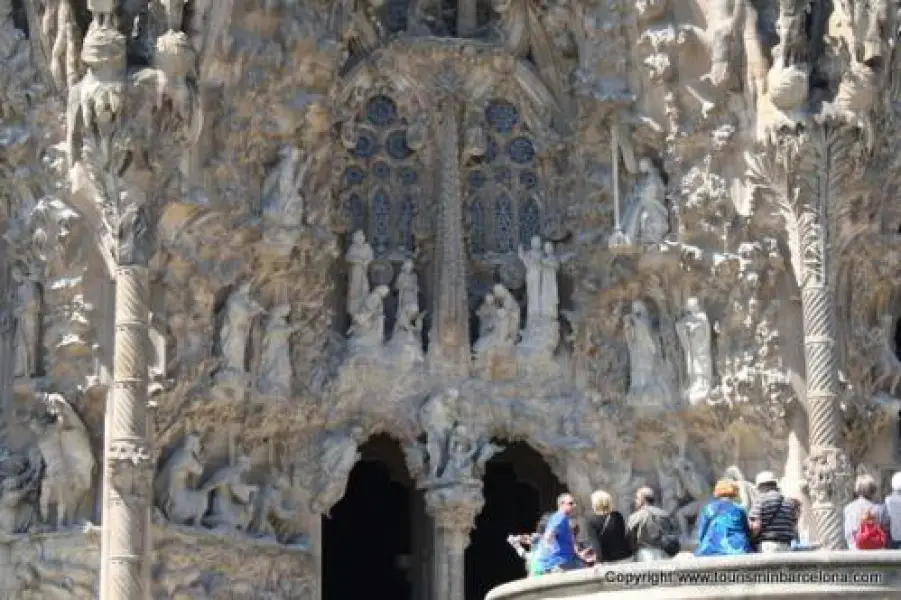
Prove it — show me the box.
[354,130,379,159]
[485,100,520,134]
[495,193,515,253]
[470,198,486,254]
[520,197,542,243]
[348,193,365,232]
[399,195,417,251]
[371,189,392,250]
[366,95,398,127]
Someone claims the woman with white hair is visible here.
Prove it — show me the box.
[584,489,632,564]
[884,472,901,549]
[843,473,890,549]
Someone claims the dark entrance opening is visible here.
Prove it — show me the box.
[465,442,566,600]
[893,316,901,361]
[323,434,423,600]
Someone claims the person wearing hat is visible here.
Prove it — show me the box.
[748,471,798,553]
[695,479,754,556]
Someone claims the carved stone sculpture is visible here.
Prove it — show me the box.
[348,284,390,354]
[540,241,560,320]
[345,230,374,315]
[261,146,308,228]
[624,301,677,411]
[518,235,543,322]
[249,472,302,543]
[12,266,41,379]
[413,388,459,481]
[388,301,425,364]
[257,304,301,396]
[312,427,366,516]
[202,456,257,531]
[676,296,714,404]
[219,283,265,376]
[154,434,209,526]
[0,448,41,534]
[444,425,503,481]
[622,159,669,247]
[28,393,95,528]
[395,259,419,312]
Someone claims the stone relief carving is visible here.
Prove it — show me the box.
[0,447,42,534]
[12,265,42,380]
[203,455,257,531]
[154,434,209,526]
[312,426,366,516]
[347,284,390,355]
[621,158,670,248]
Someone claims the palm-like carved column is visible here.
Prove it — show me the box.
[427,64,471,378]
[67,2,202,597]
[748,118,863,549]
[425,484,484,600]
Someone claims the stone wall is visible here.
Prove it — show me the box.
[1,0,900,597]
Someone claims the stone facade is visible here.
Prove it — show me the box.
[1,0,901,599]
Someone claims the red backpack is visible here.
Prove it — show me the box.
[854,509,889,550]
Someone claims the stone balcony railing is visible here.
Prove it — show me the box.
[485,551,901,600]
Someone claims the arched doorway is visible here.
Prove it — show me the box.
[464,442,566,600]
[322,434,426,600]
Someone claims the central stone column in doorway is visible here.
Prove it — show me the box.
[423,480,484,600]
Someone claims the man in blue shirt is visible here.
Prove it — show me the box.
[532,493,588,574]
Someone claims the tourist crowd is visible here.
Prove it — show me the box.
[507,471,901,576]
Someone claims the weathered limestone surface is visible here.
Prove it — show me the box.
[1,0,901,598]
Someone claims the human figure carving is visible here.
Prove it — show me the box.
[249,472,299,542]
[623,301,676,410]
[388,301,425,363]
[395,259,419,312]
[676,297,714,404]
[345,230,374,315]
[0,449,41,534]
[12,266,41,379]
[493,284,521,344]
[154,434,209,526]
[445,425,503,481]
[418,388,459,480]
[348,285,390,352]
[219,283,265,375]
[202,456,257,531]
[257,304,302,396]
[622,159,669,247]
[261,146,308,228]
[29,393,95,528]
[518,236,543,321]
[540,241,560,319]
[312,427,365,516]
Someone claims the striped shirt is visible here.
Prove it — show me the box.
[749,490,798,543]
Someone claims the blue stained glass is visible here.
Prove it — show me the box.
[386,129,412,159]
[345,165,367,186]
[468,170,487,189]
[348,193,365,231]
[484,137,499,163]
[495,193,515,253]
[366,95,398,126]
[354,130,379,158]
[519,170,538,189]
[509,137,536,164]
[485,100,520,134]
[371,189,392,249]
[373,161,391,179]
[494,166,512,184]
[397,165,419,185]
[399,195,417,251]
[469,199,486,254]
[520,197,542,243]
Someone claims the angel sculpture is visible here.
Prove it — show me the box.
[312,427,365,517]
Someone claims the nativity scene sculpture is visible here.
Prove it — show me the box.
[624,300,679,413]
[28,393,95,529]
[676,296,714,404]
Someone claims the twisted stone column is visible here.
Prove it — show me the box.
[799,215,852,549]
[424,481,483,600]
[101,263,153,600]
[428,89,470,378]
